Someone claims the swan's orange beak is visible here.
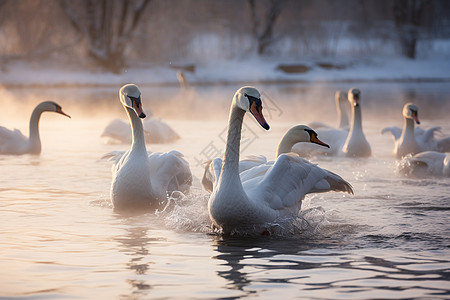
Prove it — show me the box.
[56,107,71,118]
[250,102,270,130]
[311,133,330,148]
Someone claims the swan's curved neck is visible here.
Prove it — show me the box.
[125,106,147,154]
[337,101,349,128]
[220,105,245,181]
[27,106,44,154]
[276,132,298,157]
[401,117,416,141]
[349,105,363,133]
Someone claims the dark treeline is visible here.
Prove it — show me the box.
[0,0,449,73]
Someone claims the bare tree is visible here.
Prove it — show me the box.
[248,0,284,55]
[392,0,432,59]
[60,0,151,73]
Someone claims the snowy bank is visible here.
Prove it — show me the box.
[1,56,449,88]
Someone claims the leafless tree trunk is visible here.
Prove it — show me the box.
[60,0,151,73]
[392,0,430,59]
[248,0,284,55]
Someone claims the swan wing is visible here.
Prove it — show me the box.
[381,126,402,141]
[246,154,353,212]
[399,151,447,176]
[148,150,192,195]
[0,127,28,154]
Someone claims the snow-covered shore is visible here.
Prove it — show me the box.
[1,56,449,87]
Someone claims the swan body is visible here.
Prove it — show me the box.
[106,84,192,211]
[381,103,450,158]
[293,88,371,157]
[208,87,353,234]
[398,151,450,177]
[308,90,350,130]
[202,125,330,192]
[0,101,70,155]
[102,117,180,144]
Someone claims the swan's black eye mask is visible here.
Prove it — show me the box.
[128,95,142,107]
[244,93,262,112]
[304,128,330,148]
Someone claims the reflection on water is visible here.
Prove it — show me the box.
[0,82,449,299]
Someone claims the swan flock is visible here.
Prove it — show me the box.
[2,83,449,234]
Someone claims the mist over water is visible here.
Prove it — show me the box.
[0,82,449,299]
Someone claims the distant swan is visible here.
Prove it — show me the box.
[202,124,330,192]
[308,90,350,130]
[103,84,192,211]
[207,86,353,234]
[0,101,70,155]
[293,88,371,157]
[381,103,450,158]
[101,117,180,144]
[398,151,450,177]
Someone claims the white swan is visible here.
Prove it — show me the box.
[0,101,70,155]
[398,151,450,177]
[101,117,180,144]
[103,84,192,211]
[381,103,450,158]
[308,90,349,130]
[293,88,371,157]
[202,125,330,192]
[207,86,353,234]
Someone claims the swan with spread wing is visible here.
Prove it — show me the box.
[207,86,353,234]
[381,103,450,158]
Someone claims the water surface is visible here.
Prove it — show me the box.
[0,82,449,299]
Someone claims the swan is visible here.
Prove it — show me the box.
[293,88,371,157]
[101,117,180,144]
[381,103,450,158]
[207,86,353,234]
[202,125,331,192]
[308,90,350,130]
[398,151,450,177]
[0,101,70,155]
[103,84,192,211]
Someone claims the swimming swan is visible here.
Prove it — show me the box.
[0,101,70,155]
[103,84,192,211]
[293,88,371,157]
[308,90,350,130]
[207,86,353,234]
[381,103,450,158]
[101,117,180,144]
[398,151,450,177]
[202,125,330,192]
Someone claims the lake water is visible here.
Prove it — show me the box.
[0,82,449,299]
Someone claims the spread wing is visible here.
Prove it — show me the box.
[381,126,402,141]
[148,150,192,195]
[245,154,353,212]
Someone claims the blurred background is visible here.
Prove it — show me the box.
[1,0,449,74]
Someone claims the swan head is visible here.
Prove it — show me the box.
[119,84,146,118]
[37,101,71,118]
[288,125,330,148]
[402,103,420,124]
[233,86,270,130]
[348,88,361,107]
